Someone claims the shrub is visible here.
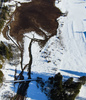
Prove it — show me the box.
[0,6,8,20]
[0,41,13,60]
[1,0,8,2]
[78,76,86,84]
[37,73,82,100]
[64,77,73,87]
[0,70,3,83]
[0,64,2,69]
[0,54,4,63]
[53,73,63,90]
[0,19,4,30]
[0,6,9,31]
[4,0,9,2]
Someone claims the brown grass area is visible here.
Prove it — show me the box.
[3,0,62,45]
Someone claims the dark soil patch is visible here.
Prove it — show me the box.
[3,0,62,45]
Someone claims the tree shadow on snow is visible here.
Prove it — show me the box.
[60,69,86,77]
[9,69,52,100]
[75,31,86,38]
[76,96,86,100]
[7,68,86,100]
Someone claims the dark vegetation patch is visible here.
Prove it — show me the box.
[1,0,9,2]
[37,73,82,100]
[0,54,4,63]
[0,41,13,61]
[0,41,13,87]
[3,0,62,45]
[78,76,86,85]
[0,6,9,31]
[0,70,3,83]
[0,19,4,31]
[0,64,3,69]
[0,70,4,87]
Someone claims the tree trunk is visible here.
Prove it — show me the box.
[28,39,33,79]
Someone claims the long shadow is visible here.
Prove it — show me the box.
[84,31,86,38]
[75,31,86,38]
[74,31,86,41]
[76,97,86,100]
[83,19,86,21]
[60,69,86,77]
[10,68,50,100]
[9,69,27,74]
[12,75,30,100]
[8,70,52,80]
[9,68,86,99]
[9,68,86,100]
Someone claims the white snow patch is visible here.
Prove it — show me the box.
[24,31,45,40]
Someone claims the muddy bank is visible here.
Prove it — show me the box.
[3,0,62,44]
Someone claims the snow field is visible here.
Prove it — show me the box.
[0,0,86,99]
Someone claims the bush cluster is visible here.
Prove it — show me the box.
[0,19,4,30]
[0,41,13,60]
[37,73,82,100]
[0,6,8,19]
[78,76,86,85]
[4,0,9,2]
[0,70,3,84]
[0,64,2,69]
[0,6,8,30]
[1,0,8,2]
[48,73,81,100]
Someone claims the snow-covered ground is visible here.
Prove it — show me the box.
[56,0,86,99]
[0,0,86,100]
